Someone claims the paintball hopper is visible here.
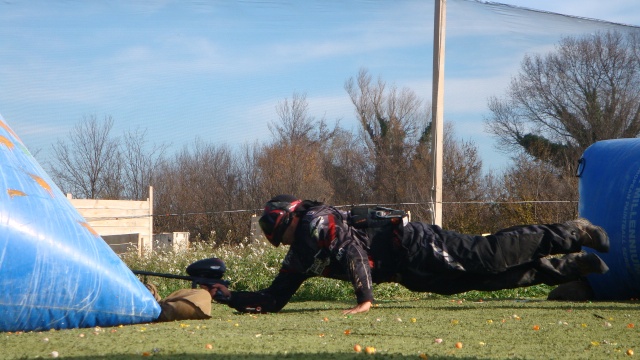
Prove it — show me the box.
[133,257,230,301]
[186,257,227,280]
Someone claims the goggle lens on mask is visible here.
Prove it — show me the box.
[258,199,302,246]
[258,209,286,240]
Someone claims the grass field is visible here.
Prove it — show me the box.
[4,242,638,359]
[3,298,640,359]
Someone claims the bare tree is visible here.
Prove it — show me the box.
[345,68,429,203]
[268,92,337,145]
[256,142,333,201]
[256,92,337,202]
[50,115,121,199]
[440,125,485,233]
[321,127,371,204]
[235,142,266,209]
[153,140,246,243]
[270,92,313,143]
[486,30,640,172]
[486,154,578,231]
[121,128,166,200]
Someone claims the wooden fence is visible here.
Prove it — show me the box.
[68,187,154,255]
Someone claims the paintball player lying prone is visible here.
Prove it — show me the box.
[205,195,610,315]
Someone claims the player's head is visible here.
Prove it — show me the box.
[258,194,302,247]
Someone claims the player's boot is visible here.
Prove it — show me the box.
[573,252,609,275]
[564,218,610,253]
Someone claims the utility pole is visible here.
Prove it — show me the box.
[431,0,446,226]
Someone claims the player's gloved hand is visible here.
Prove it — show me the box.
[201,283,232,303]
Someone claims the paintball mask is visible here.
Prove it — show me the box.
[258,195,302,247]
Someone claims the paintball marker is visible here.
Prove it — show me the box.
[132,257,230,302]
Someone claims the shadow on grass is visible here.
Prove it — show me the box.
[62,354,493,360]
[426,300,640,312]
[251,298,640,314]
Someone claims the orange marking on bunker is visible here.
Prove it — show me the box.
[7,189,27,198]
[79,222,100,237]
[0,121,22,144]
[0,135,14,149]
[29,174,54,197]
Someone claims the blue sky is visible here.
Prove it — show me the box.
[1,0,639,172]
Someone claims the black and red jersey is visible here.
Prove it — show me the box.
[224,207,605,313]
[227,204,402,313]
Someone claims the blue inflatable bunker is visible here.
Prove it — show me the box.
[579,138,640,300]
[0,114,160,332]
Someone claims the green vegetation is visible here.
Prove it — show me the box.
[4,299,640,359]
[121,240,553,301]
[3,245,637,359]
